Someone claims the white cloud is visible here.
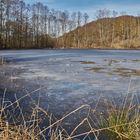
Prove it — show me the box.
[79,3,140,21]
[24,0,55,4]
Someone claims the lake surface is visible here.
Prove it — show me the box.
[1,49,140,110]
[0,49,140,138]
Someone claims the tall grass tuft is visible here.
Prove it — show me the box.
[0,57,6,65]
[98,99,140,139]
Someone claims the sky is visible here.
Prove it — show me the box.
[24,0,140,19]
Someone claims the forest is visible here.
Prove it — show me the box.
[59,15,140,49]
[0,0,90,49]
[1,0,140,49]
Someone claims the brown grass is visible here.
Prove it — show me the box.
[0,57,4,65]
[0,57,6,65]
[0,81,140,140]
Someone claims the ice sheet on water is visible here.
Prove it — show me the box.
[1,49,140,115]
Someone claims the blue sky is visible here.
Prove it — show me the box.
[25,0,140,19]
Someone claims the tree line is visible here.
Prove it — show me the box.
[1,1,140,49]
[59,9,140,49]
[0,0,89,49]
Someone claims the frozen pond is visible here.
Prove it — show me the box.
[0,49,140,117]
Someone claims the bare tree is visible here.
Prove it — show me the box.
[83,13,89,47]
[77,11,82,27]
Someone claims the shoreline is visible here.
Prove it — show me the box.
[1,47,140,51]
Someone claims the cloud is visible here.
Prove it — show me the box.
[24,0,140,19]
[88,3,140,16]
[24,0,55,5]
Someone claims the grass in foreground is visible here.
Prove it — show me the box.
[98,98,140,140]
[0,87,140,139]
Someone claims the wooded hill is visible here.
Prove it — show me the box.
[57,16,140,49]
[1,0,140,49]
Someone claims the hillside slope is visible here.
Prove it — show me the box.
[57,16,140,49]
